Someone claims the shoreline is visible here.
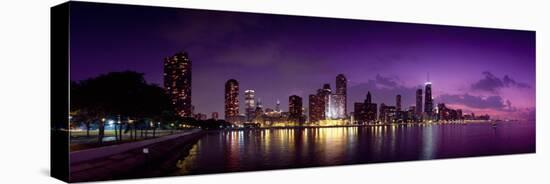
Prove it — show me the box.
[69,129,204,182]
[219,120,516,131]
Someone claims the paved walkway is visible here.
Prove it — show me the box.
[69,129,204,182]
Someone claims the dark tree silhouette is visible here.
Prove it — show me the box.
[70,71,173,143]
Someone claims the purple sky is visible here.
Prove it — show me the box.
[69,2,535,120]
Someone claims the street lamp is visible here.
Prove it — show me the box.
[128,118,134,140]
[107,119,115,140]
[170,123,175,134]
[157,122,161,136]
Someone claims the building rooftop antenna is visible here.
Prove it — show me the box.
[425,72,432,85]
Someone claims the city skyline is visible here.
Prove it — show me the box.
[114,60,501,123]
[69,3,535,120]
[57,2,536,182]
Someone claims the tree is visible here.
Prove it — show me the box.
[70,71,174,144]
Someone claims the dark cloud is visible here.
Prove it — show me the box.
[375,74,399,88]
[503,75,531,88]
[471,71,531,93]
[436,93,516,111]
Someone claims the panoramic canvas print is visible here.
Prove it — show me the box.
[51,1,536,182]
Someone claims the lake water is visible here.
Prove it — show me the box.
[172,121,535,176]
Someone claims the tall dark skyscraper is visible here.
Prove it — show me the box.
[310,89,327,122]
[336,74,347,115]
[225,79,239,120]
[309,94,323,123]
[364,91,377,123]
[164,51,192,117]
[424,82,433,115]
[289,95,303,123]
[416,89,423,116]
[396,94,402,111]
[289,95,303,116]
[353,102,365,123]
[366,91,372,104]
[336,74,347,95]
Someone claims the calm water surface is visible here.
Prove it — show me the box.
[173,121,535,175]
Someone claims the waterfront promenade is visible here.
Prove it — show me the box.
[69,129,204,182]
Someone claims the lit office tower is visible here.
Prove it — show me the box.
[396,94,402,111]
[416,89,423,116]
[329,94,346,119]
[336,74,347,115]
[424,81,433,115]
[225,79,239,120]
[164,51,192,117]
[321,84,332,119]
[289,95,303,122]
[244,90,256,121]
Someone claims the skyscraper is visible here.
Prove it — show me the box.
[424,82,433,116]
[416,89,423,116]
[225,79,239,120]
[366,91,372,104]
[353,102,365,123]
[321,84,332,119]
[309,94,323,123]
[244,89,256,121]
[364,91,377,123]
[329,94,346,119]
[253,101,264,124]
[379,103,386,122]
[289,95,303,123]
[164,51,192,117]
[396,94,402,111]
[323,83,332,92]
[336,74,347,115]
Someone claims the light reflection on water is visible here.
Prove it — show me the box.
[173,121,535,176]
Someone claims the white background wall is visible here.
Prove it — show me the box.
[0,0,548,183]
